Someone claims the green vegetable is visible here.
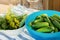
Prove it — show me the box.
[35,16,41,19]
[0,9,27,30]
[36,27,52,33]
[33,19,42,23]
[52,16,60,23]
[41,14,48,18]
[54,27,58,32]
[20,14,27,27]
[30,14,60,33]
[31,22,49,29]
[35,16,43,22]
[1,23,7,29]
[49,17,60,30]
[53,14,60,20]
[29,14,60,33]
[41,14,55,31]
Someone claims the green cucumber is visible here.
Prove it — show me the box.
[35,16,43,22]
[36,27,52,33]
[54,27,58,32]
[53,14,60,20]
[35,16,41,19]
[49,17,60,30]
[32,22,49,29]
[33,19,42,23]
[52,16,60,23]
[20,14,27,27]
[41,15,55,31]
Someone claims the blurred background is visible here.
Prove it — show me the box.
[0,0,60,13]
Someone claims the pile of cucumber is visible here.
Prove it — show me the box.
[30,14,60,33]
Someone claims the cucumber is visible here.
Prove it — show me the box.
[31,22,49,29]
[41,15,55,31]
[35,16,44,22]
[49,17,60,30]
[36,27,52,33]
[53,14,60,20]
[54,27,58,32]
[41,14,48,18]
[36,16,41,19]
[20,14,27,27]
[33,19,42,23]
[52,16,60,23]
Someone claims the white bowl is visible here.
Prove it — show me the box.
[0,28,22,36]
[0,14,23,36]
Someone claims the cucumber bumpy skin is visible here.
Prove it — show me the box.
[31,22,49,29]
[36,27,52,33]
[52,16,60,23]
[41,14,55,31]
[49,17,60,30]
[53,14,60,20]
[35,16,44,22]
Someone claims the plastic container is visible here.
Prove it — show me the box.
[25,10,60,40]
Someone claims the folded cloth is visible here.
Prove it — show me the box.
[11,4,38,15]
[0,26,35,40]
